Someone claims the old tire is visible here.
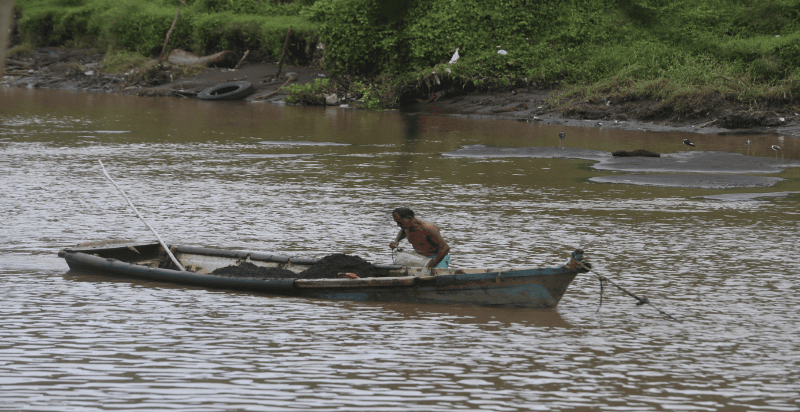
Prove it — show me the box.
[198,81,255,101]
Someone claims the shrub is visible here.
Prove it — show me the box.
[285,78,332,105]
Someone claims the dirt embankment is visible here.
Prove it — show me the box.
[2,47,328,101]
[4,47,800,138]
[403,85,800,138]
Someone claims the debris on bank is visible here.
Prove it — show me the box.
[3,47,328,102]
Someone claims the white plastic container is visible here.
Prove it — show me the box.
[393,248,432,268]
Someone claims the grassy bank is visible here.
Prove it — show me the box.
[293,0,800,112]
[10,0,800,114]
[12,0,317,63]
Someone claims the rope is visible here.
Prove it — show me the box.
[596,274,604,313]
[581,262,682,323]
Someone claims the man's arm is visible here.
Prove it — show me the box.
[425,229,450,268]
[389,229,407,249]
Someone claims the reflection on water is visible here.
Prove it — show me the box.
[1,87,799,411]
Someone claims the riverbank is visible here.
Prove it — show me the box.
[4,47,800,140]
[403,86,800,139]
[1,47,329,100]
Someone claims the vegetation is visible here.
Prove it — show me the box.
[302,0,800,111]
[13,0,317,62]
[11,0,800,112]
[284,77,330,105]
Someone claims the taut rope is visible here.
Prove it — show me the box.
[581,262,682,323]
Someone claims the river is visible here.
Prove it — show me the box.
[1,87,799,411]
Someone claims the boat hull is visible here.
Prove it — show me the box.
[60,242,586,308]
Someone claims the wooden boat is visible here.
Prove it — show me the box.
[58,240,589,308]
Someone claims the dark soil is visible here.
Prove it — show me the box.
[612,149,661,157]
[404,86,800,138]
[2,47,328,101]
[211,253,391,280]
[213,262,297,279]
[299,253,390,278]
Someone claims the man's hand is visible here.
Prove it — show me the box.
[389,241,399,249]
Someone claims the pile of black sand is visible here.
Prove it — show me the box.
[612,149,660,157]
[211,253,390,279]
[212,262,297,279]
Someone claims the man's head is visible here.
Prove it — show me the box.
[392,207,415,228]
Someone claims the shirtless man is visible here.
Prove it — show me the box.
[389,207,451,268]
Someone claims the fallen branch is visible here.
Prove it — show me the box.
[252,76,295,100]
[6,59,33,67]
[698,118,718,128]
[234,50,249,70]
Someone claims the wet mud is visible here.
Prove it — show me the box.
[2,47,328,102]
[444,145,800,188]
[403,87,800,140]
[591,174,785,189]
[212,253,391,280]
[700,191,800,201]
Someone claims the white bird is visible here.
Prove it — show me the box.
[772,144,782,158]
[449,48,460,64]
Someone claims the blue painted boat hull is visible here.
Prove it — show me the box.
[59,241,587,308]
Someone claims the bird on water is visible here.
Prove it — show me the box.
[683,139,695,151]
[772,144,782,158]
[746,139,751,155]
[559,131,565,149]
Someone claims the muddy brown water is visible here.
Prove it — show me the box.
[2,87,799,411]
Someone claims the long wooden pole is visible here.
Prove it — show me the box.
[159,0,186,61]
[98,160,186,271]
[271,25,292,81]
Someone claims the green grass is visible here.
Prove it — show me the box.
[15,0,318,63]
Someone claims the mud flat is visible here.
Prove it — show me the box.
[1,47,328,101]
[443,145,800,189]
[700,192,800,201]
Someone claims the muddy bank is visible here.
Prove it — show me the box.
[2,47,328,102]
[5,47,800,139]
[403,86,800,139]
